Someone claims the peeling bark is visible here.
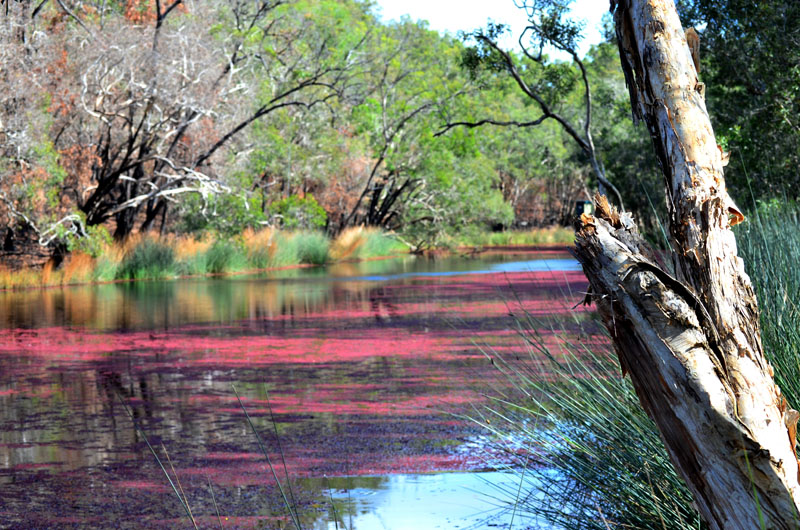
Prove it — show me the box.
[570,1,800,528]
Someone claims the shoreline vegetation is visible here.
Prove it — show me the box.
[0,226,574,291]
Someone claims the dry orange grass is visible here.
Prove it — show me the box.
[0,265,11,289]
[41,260,55,286]
[61,253,94,285]
[330,226,368,260]
[0,265,42,289]
[170,233,212,260]
[243,227,278,262]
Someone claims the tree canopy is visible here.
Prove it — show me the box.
[0,0,795,255]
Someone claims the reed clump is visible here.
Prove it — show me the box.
[61,253,94,285]
[473,317,701,529]
[329,227,405,260]
[452,226,575,248]
[116,235,176,280]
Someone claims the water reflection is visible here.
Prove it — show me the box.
[0,251,586,528]
[299,472,552,529]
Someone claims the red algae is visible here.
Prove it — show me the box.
[0,253,596,527]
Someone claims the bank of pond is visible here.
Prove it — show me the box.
[0,226,575,290]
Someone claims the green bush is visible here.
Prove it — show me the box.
[179,193,267,236]
[205,239,247,274]
[67,224,113,258]
[268,195,327,230]
[293,231,329,265]
[358,231,407,258]
[116,239,175,280]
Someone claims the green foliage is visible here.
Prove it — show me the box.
[205,239,248,274]
[67,224,113,258]
[117,239,175,280]
[679,0,800,200]
[268,195,327,230]
[736,201,800,408]
[179,193,267,237]
[293,231,330,265]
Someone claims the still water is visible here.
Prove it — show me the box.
[0,249,585,529]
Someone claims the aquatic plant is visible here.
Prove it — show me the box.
[329,227,406,260]
[60,252,94,284]
[242,227,277,269]
[266,231,300,267]
[204,239,247,274]
[293,231,329,265]
[116,237,176,280]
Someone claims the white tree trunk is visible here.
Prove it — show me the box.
[571,1,800,528]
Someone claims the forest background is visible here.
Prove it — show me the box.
[0,0,796,271]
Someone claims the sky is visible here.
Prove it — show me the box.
[372,0,609,58]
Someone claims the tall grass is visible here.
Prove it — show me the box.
[477,204,800,529]
[116,237,176,280]
[329,227,405,260]
[736,202,800,406]
[473,313,703,529]
[205,239,247,274]
[454,226,575,247]
[0,227,413,289]
[293,231,329,265]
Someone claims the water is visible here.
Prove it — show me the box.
[0,249,584,528]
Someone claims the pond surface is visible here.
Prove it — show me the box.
[0,249,586,529]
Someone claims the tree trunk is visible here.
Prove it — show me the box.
[571,1,800,528]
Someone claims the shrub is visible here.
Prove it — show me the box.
[204,239,247,274]
[293,231,329,265]
[268,195,327,230]
[67,224,114,258]
[116,238,175,280]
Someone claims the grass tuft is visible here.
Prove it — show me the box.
[472,309,702,530]
[293,231,329,265]
[205,239,247,274]
[116,237,176,280]
[477,203,800,529]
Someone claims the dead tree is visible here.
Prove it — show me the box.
[572,1,800,528]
